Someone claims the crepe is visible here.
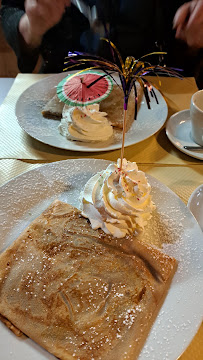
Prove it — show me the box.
[0,200,177,360]
[41,94,65,119]
[42,84,143,130]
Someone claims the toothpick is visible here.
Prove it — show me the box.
[120,109,127,171]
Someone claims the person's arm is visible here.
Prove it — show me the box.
[19,0,70,49]
[1,0,40,72]
[0,0,70,73]
[173,0,203,48]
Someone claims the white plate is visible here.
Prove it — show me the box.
[166,109,203,160]
[187,184,203,231]
[0,159,203,360]
[15,73,168,152]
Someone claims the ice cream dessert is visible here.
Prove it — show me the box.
[81,159,156,238]
[58,103,113,142]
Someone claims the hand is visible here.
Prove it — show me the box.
[19,0,71,48]
[173,0,203,48]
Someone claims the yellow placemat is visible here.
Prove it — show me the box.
[0,74,201,164]
[179,323,203,360]
[138,164,203,204]
[0,159,41,185]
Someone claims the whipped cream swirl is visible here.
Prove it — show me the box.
[58,104,113,142]
[81,159,156,238]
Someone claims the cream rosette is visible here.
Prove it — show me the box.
[58,104,113,142]
[81,159,156,238]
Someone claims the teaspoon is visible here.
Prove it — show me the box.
[184,145,203,150]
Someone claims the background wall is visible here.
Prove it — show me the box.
[0,0,19,77]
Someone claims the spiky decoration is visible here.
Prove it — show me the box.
[63,39,182,168]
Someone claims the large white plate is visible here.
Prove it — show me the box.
[15,73,168,152]
[0,159,203,360]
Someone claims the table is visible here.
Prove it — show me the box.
[0,74,202,360]
[0,77,15,104]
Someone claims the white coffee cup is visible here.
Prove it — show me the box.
[190,89,203,146]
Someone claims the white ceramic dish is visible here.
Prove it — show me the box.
[187,184,203,231]
[0,159,203,360]
[166,109,203,160]
[15,72,168,152]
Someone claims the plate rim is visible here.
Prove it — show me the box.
[187,184,203,231]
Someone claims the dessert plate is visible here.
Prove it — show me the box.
[15,72,168,152]
[166,109,203,160]
[0,159,203,360]
[187,184,203,231]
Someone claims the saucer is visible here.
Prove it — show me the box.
[166,110,203,160]
[187,184,203,231]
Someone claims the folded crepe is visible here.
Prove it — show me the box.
[42,84,143,130]
[0,200,177,360]
[41,94,66,119]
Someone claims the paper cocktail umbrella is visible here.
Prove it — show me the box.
[57,70,113,106]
